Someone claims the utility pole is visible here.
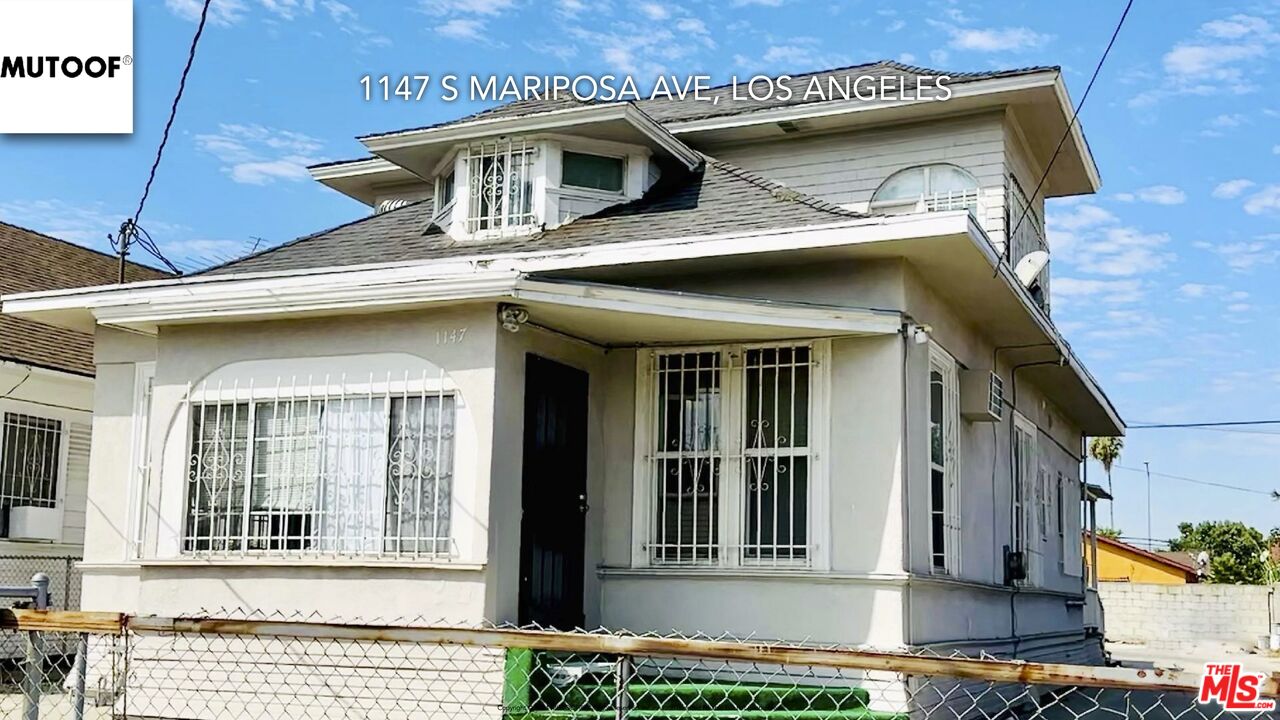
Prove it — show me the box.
[114,219,132,284]
[1144,461,1152,550]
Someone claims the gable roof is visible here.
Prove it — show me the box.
[203,158,862,276]
[0,222,170,376]
[361,60,1056,139]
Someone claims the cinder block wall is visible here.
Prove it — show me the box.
[1098,582,1276,648]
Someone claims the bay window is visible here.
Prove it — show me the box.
[638,342,827,568]
[184,382,456,558]
[466,138,535,234]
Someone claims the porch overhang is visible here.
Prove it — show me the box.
[0,273,900,345]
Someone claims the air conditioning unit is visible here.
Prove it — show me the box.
[960,369,1004,422]
[8,506,60,542]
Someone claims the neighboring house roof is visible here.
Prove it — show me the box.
[204,159,862,276]
[1088,532,1200,578]
[361,60,1056,138]
[0,222,170,376]
[1153,549,1200,573]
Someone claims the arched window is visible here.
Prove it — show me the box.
[870,164,980,214]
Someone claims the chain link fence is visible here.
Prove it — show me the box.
[0,608,1272,719]
[0,557,80,611]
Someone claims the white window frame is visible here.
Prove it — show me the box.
[463,137,538,237]
[560,149,627,195]
[126,362,156,560]
[0,398,71,542]
[630,341,831,571]
[927,344,961,576]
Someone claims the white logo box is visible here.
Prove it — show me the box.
[0,0,133,134]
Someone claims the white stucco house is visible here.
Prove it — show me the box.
[3,61,1122,667]
[0,222,167,607]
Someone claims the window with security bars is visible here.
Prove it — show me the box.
[466,138,535,234]
[645,344,816,566]
[928,348,961,575]
[0,412,63,513]
[184,382,455,558]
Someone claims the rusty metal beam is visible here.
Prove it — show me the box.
[125,616,1274,697]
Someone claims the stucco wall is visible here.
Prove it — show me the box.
[1099,582,1276,648]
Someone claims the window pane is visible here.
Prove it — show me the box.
[562,151,624,192]
[438,170,454,207]
[744,456,807,560]
[928,165,978,194]
[316,397,388,555]
[186,404,249,553]
[929,370,944,467]
[872,167,926,203]
[657,352,721,453]
[386,395,455,555]
[0,413,62,519]
[248,400,323,550]
[655,458,719,562]
[745,346,809,449]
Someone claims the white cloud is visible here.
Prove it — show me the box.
[419,0,515,15]
[437,17,486,40]
[1243,185,1280,215]
[194,124,325,186]
[165,0,246,26]
[1048,203,1116,231]
[948,27,1049,53]
[1115,185,1186,205]
[638,2,668,20]
[1131,14,1277,107]
[1209,113,1246,128]
[1178,283,1218,299]
[897,52,914,63]
[1212,179,1255,199]
[1195,236,1280,271]
[1051,277,1144,304]
[1226,302,1252,313]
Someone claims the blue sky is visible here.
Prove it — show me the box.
[1,0,1277,545]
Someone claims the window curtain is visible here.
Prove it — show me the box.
[317,397,388,554]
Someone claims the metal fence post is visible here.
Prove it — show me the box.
[614,654,632,720]
[72,633,89,720]
[21,572,50,720]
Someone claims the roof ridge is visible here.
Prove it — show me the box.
[0,220,170,275]
[192,197,434,276]
[705,158,863,219]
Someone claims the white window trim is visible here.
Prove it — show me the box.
[126,361,156,560]
[927,343,961,577]
[0,398,73,543]
[630,340,831,572]
[559,149,628,196]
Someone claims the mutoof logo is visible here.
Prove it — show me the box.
[1197,663,1277,712]
[0,54,132,79]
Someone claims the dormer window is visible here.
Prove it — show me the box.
[466,138,536,234]
[871,163,979,215]
[562,151,625,193]
[436,168,455,209]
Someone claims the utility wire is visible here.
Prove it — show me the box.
[1128,419,1280,429]
[1001,0,1134,267]
[113,0,214,280]
[1112,464,1278,498]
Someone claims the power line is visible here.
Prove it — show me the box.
[1128,419,1280,429]
[1002,0,1134,266]
[1112,464,1278,498]
[113,0,215,279]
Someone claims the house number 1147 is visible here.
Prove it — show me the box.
[435,327,468,345]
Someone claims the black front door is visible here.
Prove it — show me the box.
[518,354,589,629]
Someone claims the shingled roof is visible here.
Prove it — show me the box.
[0,222,171,376]
[362,60,1056,138]
[203,158,863,276]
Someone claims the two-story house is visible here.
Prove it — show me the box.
[2,62,1122,671]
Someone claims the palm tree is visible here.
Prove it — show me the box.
[1088,437,1123,527]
